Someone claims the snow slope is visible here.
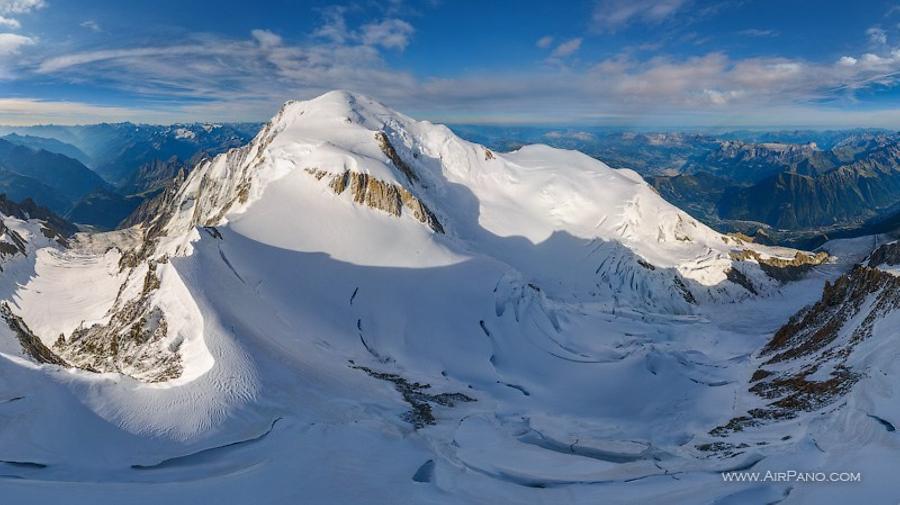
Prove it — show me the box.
[0,91,888,504]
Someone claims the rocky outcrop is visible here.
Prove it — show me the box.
[75,111,284,381]
[53,261,182,383]
[762,266,897,360]
[868,240,900,267]
[725,267,757,295]
[711,265,899,436]
[0,220,27,258]
[730,249,829,282]
[0,302,68,366]
[375,131,418,183]
[0,195,75,240]
[307,168,444,233]
[0,195,73,258]
[350,362,474,429]
[119,169,188,230]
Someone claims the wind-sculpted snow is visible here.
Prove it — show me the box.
[0,91,892,504]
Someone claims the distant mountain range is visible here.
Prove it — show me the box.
[0,123,260,229]
[0,137,108,215]
[1,133,92,165]
[650,133,900,246]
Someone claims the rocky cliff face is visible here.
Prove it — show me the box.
[0,302,68,366]
[332,168,442,232]
[306,156,444,233]
[711,248,900,438]
[53,260,181,383]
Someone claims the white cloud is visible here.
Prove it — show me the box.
[0,98,175,125]
[38,46,212,73]
[313,6,351,44]
[0,31,31,78]
[313,9,413,50]
[20,7,900,127]
[0,32,31,54]
[867,27,888,45]
[360,18,414,50]
[0,0,42,30]
[32,31,900,126]
[0,0,43,14]
[251,29,282,48]
[536,35,554,49]
[545,130,594,141]
[591,0,688,32]
[551,38,582,58]
[702,88,744,105]
[738,28,777,37]
[33,26,418,113]
[0,15,18,28]
[80,20,101,32]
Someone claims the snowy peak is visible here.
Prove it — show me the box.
[135,91,827,315]
[276,90,406,130]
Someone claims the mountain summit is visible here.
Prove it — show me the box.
[145,90,822,311]
[0,91,845,504]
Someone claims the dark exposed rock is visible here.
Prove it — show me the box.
[672,276,697,304]
[375,131,418,183]
[0,302,67,366]
[750,369,773,382]
[117,170,191,271]
[307,168,444,233]
[867,414,896,432]
[202,226,223,240]
[712,265,897,436]
[725,267,757,295]
[764,266,898,361]
[868,240,900,267]
[730,249,829,282]
[637,259,656,270]
[55,261,182,383]
[0,195,76,238]
[0,219,26,259]
[350,362,474,429]
[695,441,749,457]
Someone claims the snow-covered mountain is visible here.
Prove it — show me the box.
[152,91,822,307]
[0,91,889,504]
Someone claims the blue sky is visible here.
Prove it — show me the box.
[2,0,900,127]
